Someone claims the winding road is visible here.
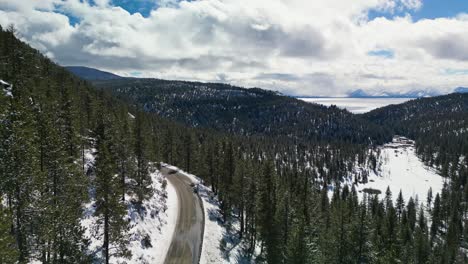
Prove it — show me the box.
[161,166,204,264]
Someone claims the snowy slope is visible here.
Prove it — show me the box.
[112,170,177,264]
[80,150,177,264]
[354,136,446,203]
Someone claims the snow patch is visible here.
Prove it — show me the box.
[1,79,12,97]
[113,170,177,264]
[84,148,96,173]
[344,136,446,203]
[81,150,177,263]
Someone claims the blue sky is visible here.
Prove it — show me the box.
[1,0,468,96]
[414,0,468,19]
[98,0,468,21]
[369,0,468,21]
[66,0,468,27]
[101,0,468,21]
[368,49,395,59]
[109,0,157,17]
[58,0,468,30]
[59,0,160,26]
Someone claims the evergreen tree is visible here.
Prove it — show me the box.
[414,208,430,263]
[256,161,278,263]
[220,141,235,222]
[115,109,135,202]
[94,113,130,264]
[286,213,308,264]
[430,193,441,241]
[133,111,152,207]
[1,81,40,261]
[233,158,247,237]
[352,200,372,264]
[407,197,417,231]
[0,200,18,263]
[427,187,433,209]
[34,102,88,263]
[396,190,405,222]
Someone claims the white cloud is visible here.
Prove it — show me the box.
[0,0,58,12]
[0,0,467,95]
[157,0,182,8]
[400,0,422,11]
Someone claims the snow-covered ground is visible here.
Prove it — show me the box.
[69,136,446,263]
[1,79,13,97]
[81,150,178,264]
[112,170,177,264]
[352,136,446,203]
[162,164,257,264]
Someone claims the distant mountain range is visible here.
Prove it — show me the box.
[347,89,443,98]
[66,66,122,81]
[65,66,468,98]
[348,87,468,98]
[454,87,468,94]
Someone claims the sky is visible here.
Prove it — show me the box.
[0,0,468,96]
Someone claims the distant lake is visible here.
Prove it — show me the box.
[299,97,414,114]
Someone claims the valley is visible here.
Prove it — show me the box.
[0,25,467,264]
[352,136,445,203]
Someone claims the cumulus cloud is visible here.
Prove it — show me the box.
[420,33,468,61]
[0,0,467,95]
[157,0,182,8]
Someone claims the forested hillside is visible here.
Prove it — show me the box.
[1,25,467,264]
[93,78,391,145]
[0,26,220,263]
[0,26,164,263]
[0,25,375,263]
[66,66,122,81]
[364,94,468,176]
[94,77,468,261]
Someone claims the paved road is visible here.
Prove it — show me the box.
[162,166,204,264]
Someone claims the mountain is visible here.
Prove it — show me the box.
[363,93,468,126]
[348,89,370,98]
[93,78,391,145]
[66,66,122,80]
[454,87,468,93]
[348,88,441,98]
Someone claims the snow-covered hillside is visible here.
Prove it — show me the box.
[80,150,178,264]
[112,170,177,264]
[78,135,444,264]
[354,136,446,203]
